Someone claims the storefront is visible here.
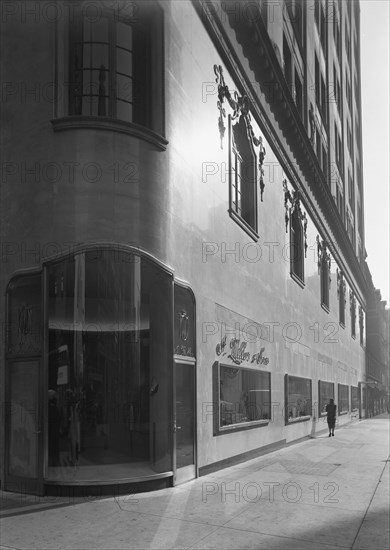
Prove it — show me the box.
[4,246,196,495]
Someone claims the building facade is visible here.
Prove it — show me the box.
[0,0,369,496]
[365,266,390,415]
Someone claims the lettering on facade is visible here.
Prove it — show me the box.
[216,335,269,366]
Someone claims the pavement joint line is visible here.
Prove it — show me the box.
[205,522,352,549]
[350,453,390,550]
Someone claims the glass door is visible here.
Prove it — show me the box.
[5,273,43,495]
[5,359,43,495]
[174,359,196,485]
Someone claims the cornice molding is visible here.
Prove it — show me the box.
[193,0,367,304]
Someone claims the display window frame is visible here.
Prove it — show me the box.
[213,362,271,436]
[318,380,335,418]
[338,383,350,415]
[284,374,312,425]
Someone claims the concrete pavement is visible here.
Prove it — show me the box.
[1,415,389,550]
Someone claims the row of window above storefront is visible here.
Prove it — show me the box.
[213,366,359,435]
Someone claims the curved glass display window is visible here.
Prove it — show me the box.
[46,250,173,482]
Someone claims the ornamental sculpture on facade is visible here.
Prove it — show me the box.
[316,236,332,286]
[214,64,267,200]
[349,289,356,317]
[336,268,347,307]
[283,179,308,257]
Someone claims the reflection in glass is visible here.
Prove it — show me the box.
[319,381,334,415]
[46,250,172,482]
[351,386,359,411]
[219,366,271,427]
[287,376,312,421]
[338,384,349,413]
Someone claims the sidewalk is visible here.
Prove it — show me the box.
[1,415,389,550]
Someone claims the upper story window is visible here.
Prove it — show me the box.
[283,181,307,286]
[315,54,327,125]
[350,290,356,338]
[333,4,341,59]
[66,1,164,135]
[337,269,346,327]
[317,237,331,311]
[335,124,344,176]
[359,305,364,346]
[229,115,258,235]
[345,23,351,65]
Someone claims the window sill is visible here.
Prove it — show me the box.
[229,209,259,241]
[321,302,330,313]
[215,419,269,436]
[338,410,349,416]
[290,271,305,288]
[51,116,169,151]
[286,415,311,424]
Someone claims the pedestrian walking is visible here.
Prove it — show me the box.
[326,398,337,437]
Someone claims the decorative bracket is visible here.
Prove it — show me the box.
[214,64,267,201]
[283,179,308,257]
[349,290,356,317]
[336,268,346,308]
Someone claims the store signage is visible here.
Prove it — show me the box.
[216,335,269,366]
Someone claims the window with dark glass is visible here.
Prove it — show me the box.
[46,250,173,482]
[285,375,312,422]
[319,381,334,416]
[295,69,303,119]
[68,1,163,132]
[320,251,330,310]
[290,206,305,283]
[359,306,364,346]
[322,144,327,176]
[338,383,349,414]
[351,386,359,411]
[333,5,341,58]
[350,291,356,338]
[348,171,354,206]
[283,35,293,92]
[216,365,271,432]
[229,115,257,233]
[339,271,346,326]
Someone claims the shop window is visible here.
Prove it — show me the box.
[351,386,359,412]
[214,364,271,434]
[318,381,335,417]
[229,114,257,235]
[338,383,349,414]
[290,206,305,284]
[68,1,163,133]
[46,249,173,482]
[285,375,312,423]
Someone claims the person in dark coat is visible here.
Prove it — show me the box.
[326,398,337,437]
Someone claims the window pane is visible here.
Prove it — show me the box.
[116,74,133,102]
[287,376,312,420]
[90,17,109,42]
[116,48,133,77]
[338,384,349,413]
[219,366,270,428]
[117,21,133,50]
[116,99,132,122]
[319,381,334,414]
[91,44,109,68]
